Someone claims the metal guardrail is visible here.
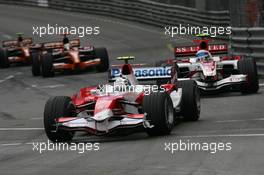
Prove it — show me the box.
[231,27,264,76]
[0,0,230,27]
[2,0,263,76]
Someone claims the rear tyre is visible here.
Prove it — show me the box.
[31,52,41,76]
[143,92,174,136]
[42,53,54,77]
[177,80,200,121]
[95,47,109,72]
[238,57,259,93]
[0,49,10,68]
[44,96,76,142]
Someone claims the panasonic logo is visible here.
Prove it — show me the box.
[110,67,171,80]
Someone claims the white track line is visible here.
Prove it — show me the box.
[0,72,22,84]
[39,84,65,88]
[1,133,264,147]
[1,143,22,146]
[30,117,43,120]
[215,118,264,123]
[0,75,14,83]
[259,83,264,87]
[25,142,33,145]
[179,133,264,138]
[1,142,37,147]
[0,128,44,131]
[28,84,65,89]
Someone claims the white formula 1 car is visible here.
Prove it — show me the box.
[155,37,259,94]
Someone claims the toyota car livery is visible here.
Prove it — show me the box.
[44,56,201,142]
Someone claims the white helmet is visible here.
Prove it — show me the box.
[114,77,129,91]
[64,43,70,51]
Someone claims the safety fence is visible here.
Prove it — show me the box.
[1,0,264,75]
[0,0,230,27]
[231,27,264,76]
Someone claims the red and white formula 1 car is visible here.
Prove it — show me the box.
[44,56,200,142]
[155,35,259,94]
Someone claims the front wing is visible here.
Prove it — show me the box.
[56,114,148,135]
[179,74,247,91]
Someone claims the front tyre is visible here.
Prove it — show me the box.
[31,52,41,76]
[44,96,76,142]
[143,92,174,136]
[0,49,10,68]
[238,57,259,93]
[42,53,54,77]
[95,47,109,72]
[178,80,200,121]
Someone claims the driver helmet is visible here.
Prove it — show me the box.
[17,34,23,46]
[196,50,212,61]
[17,35,23,43]
[64,43,70,51]
[114,77,129,91]
[63,35,70,51]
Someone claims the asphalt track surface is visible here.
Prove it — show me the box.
[0,4,264,175]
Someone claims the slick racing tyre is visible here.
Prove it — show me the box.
[178,80,200,121]
[42,53,54,77]
[143,92,174,136]
[0,48,10,68]
[31,52,41,76]
[95,47,109,72]
[44,96,76,142]
[155,60,170,87]
[238,57,259,93]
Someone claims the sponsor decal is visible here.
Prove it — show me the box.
[175,44,227,54]
[110,67,171,79]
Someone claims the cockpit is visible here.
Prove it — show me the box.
[195,50,213,62]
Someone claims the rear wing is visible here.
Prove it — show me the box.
[43,41,63,49]
[2,38,33,47]
[108,66,171,82]
[70,39,80,47]
[43,39,80,49]
[174,44,228,58]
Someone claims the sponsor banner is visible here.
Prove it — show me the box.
[110,67,171,80]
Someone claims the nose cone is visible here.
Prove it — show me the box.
[201,61,216,77]
[23,48,30,57]
[93,97,119,121]
[69,50,80,63]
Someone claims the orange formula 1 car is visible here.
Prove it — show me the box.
[31,35,109,77]
[0,33,39,68]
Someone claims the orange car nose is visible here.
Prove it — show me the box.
[69,51,80,63]
[22,48,30,57]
